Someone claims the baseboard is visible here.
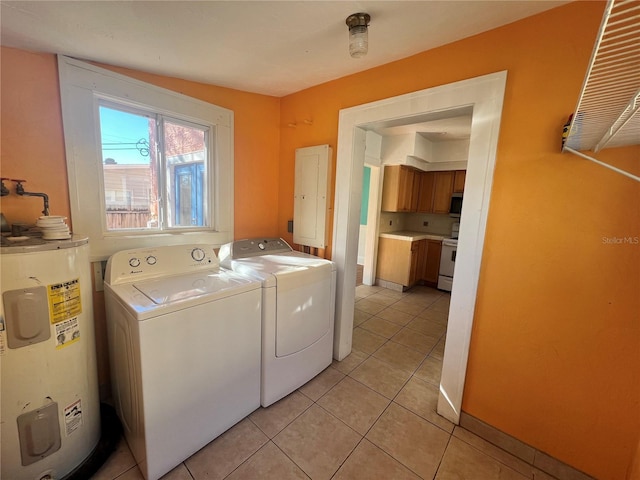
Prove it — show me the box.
[460,412,596,480]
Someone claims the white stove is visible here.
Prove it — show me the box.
[438,223,459,292]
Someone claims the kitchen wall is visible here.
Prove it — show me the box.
[405,213,456,237]
[377,212,455,238]
[378,212,405,234]
[278,3,639,479]
[1,2,638,478]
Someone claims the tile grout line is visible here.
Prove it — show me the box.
[225,401,317,480]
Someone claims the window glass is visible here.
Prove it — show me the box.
[99,106,157,231]
[99,105,210,231]
[163,120,208,228]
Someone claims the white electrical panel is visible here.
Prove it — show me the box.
[293,144,332,249]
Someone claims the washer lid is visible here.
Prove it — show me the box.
[133,269,258,305]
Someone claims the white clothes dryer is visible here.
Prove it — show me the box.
[104,244,262,480]
[219,238,336,407]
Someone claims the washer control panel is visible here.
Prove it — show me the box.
[106,244,219,285]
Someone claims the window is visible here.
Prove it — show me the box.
[58,56,234,260]
[99,104,210,231]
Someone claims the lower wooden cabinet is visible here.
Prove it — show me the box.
[377,237,443,287]
[423,240,442,284]
[408,240,421,286]
[376,237,415,286]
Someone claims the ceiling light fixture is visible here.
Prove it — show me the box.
[346,13,371,58]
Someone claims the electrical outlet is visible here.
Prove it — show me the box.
[423,221,429,227]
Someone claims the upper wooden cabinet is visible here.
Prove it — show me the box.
[381,165,419,212]
[432,171,455,214]
[382,166,464,214]
[416,172,435,213]
[418,170,459,214]
[453,170,466,193]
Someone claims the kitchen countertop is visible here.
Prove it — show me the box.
[379,231,447,242]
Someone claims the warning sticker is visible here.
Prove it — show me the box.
[48,278,82,324]
[0,316,5,356]
[55,316,81,349]
[64,399,83,436]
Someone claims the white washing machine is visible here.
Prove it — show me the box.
[104,244,262,480]
[219,238,336,407]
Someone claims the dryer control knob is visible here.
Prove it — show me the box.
[191,248,206,262]
[129,257,140,268]
[146,256,157,265]
[258,243,266,250]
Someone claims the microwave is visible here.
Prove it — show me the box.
[450,193,463,217]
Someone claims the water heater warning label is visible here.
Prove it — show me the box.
[64,399,83,436]
[55,316,80,349]
[48,278,82,323]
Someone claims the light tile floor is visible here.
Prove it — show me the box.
[92,285,554,480]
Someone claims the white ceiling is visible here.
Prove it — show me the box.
[1,1,567,97]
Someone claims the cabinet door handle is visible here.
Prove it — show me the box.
[452,250,456,262]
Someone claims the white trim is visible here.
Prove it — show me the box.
[363,165,382,286]
[57,56,234,261]
[331,71,507,424]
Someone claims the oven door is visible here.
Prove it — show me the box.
[439,242,457,277]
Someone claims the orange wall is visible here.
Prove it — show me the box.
[0,47,281,239]
[278,3,639,479]
[0,49,71,226]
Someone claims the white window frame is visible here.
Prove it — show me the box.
[58,56,234,261]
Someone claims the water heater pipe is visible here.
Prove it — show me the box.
[13,180,51,216]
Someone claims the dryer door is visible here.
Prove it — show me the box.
[275,264,332,357]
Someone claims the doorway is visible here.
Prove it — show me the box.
[331,71,507,424]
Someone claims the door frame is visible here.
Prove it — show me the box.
[331,71,507,423]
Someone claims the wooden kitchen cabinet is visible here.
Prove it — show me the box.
[417,171,454,214]
[408,240,422,286]
[416,172,435,213]
[381,165,419,212]
[432,171,455,214]
[416,239,442,285]
[423,240,442,284]
[382,167,461,214]
[377,237,443,288]
[377,237,421,287]
[453,170,466,193]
